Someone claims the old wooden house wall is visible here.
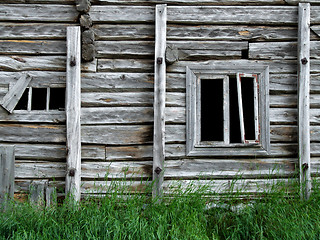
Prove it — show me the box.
[1,0,320,197]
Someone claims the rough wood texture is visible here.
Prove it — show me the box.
[75,0,91,13]
[80,14,93,29]
[0,146,14,208]
[0,74,32,113]
[298,3,311,199]
[0,4,78,22]
[153,4,167,198]
[66,27,81,201]
[29,180,47,206]
[0,56,97,72]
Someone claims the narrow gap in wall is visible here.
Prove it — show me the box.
[50,88,65,111]
[201,78,223,141]
[241,77,255,140]
[15,88,29,110]
[241,49,249,59]
[229,76,241,143]
[32,88,47,110]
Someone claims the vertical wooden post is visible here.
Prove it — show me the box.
[0,146,15,209]
[298,3,311,199]
[153,4,167,198]
[66,26,81,202]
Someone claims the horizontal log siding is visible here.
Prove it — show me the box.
[1,2,318,197]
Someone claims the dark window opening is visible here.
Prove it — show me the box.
[32,88,47,110]
[50,88,65,110]
[229,76,242,143]
[241,49,249,59]
[201,79,223,141]
[15,88,29,110]
[241,77,256,140]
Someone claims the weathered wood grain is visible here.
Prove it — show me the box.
[97,59,153,73]
[249,41,320,60]
[15,161,66,179]
[0,146,14,207]
[29,180,47,206]
[94,24,313,41]
[0,108,65,123]
[0,23,67,40]
[0,56,96,72]
[298,3,311,199]
[0,124,66,143]
[66,26,81,201]
[91,0,288,5]
[0,4,78,22]
[0,74,32,113]
[0,143,104,160]
[0,40,66,55]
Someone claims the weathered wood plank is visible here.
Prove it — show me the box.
[0,56,96,73]
[66,26,81,202]
[81,92,184,107]
[0,23,68,40]
[298,3,311,199]
[249,41,320,60]
[0,4,78,22]
[153,4,167,198]
[16,162,65,179]
[91,0,288,5]
[166,59,320,74]
[0,108,65,123]
[0,40,66,55]
[0,124,66,143]
[0,73,32,113]
[0,146,14,208]
[0,143,103,160]
[29,180,47,206]
[94,24,317,41]
[97,59,153,73]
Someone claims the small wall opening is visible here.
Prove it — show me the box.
[50,88,65,110]
[32,88,47,110]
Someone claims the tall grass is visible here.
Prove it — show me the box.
[1,178,320,239]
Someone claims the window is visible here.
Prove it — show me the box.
[16,87,65,111]
[186,64,270,156]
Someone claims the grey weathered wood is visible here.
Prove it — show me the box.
[66,26,81,202]
[298,3,311,199]
[0,146,15,209]
[97,59,153,72]
[0,74,32,113]
[0,56,96,73]
[0,40,66,55]
[0,23,68,40]
[165,45,179,64]
[249,41,320,60]
[29,180,48,206]
[46,186,57,208]
[311,26,320,38]
[0,124,66,143]
[153,4,167,198]
[0,4,78,22]
[92,0,288,4]
[236,73,245,143]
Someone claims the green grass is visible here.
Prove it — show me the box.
[1,179,320,240]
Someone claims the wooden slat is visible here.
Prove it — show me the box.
[249,41,320,60]
[0,73,32,113]
[0,40,66,55]
[298,3,311,199]
[0,56,96,72]
[97,59,320,74]
[0,4,78,22]
[0,23,68,40]
[0,146,15,208]
[153,4,167,198]
[66,26,81,202]
[0,124,66,143]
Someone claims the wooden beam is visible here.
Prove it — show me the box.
[298,3,311,200]
[66,26,81,202]
[153,4,167,199]
[0,74,32,113]
[0,146,14,209]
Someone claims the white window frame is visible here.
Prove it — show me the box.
[186,64,270,156]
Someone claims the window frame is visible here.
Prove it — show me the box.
[186,64,270,156]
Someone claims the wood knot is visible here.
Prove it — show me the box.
[302,163,309,171]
